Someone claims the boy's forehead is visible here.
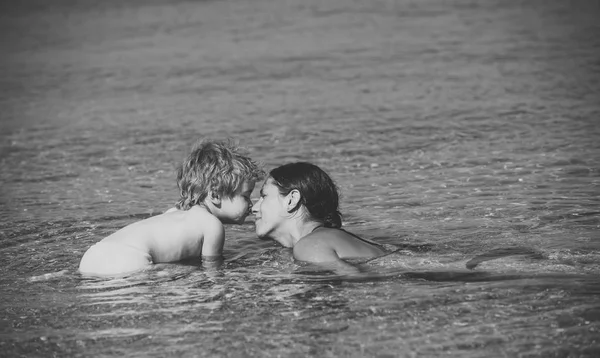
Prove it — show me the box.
[234,180,255,194]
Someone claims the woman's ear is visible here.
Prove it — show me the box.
[286,189,302,212]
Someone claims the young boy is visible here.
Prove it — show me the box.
[78,139,265,277]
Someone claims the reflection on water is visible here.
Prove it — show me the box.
[1,0,600,356]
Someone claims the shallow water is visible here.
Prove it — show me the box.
[1,0,600,357]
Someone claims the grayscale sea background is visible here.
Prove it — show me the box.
[1,0,599,357]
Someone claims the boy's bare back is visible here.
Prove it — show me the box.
[102,205,223,263]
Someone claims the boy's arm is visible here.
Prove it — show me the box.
[202,255,224,270]
[201,221,225,258]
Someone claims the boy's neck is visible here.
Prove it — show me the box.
[191,204,212,215]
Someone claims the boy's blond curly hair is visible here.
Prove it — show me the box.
[175,139,265,210]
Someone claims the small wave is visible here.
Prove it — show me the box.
[27,270,69,282]
[465,246,543,269]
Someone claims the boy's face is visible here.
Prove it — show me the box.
[218,180,255,224]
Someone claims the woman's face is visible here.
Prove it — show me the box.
[252,177,288,239]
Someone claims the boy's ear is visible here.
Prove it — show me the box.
[208,191,222,206]
[286,189,301,212]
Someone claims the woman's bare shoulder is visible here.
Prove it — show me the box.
[309,228,361,241]
[293,232,337,262]
[306,228,384,257]
[294,228,351,252]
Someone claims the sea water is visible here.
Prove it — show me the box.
[1,0,599,357]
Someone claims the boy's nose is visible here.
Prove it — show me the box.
[251,200,259,214]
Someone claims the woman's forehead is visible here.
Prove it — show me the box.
[261,178,277,191]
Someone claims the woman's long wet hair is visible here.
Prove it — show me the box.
[269,162,342,228]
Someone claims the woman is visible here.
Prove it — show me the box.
[252,162,384,272]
